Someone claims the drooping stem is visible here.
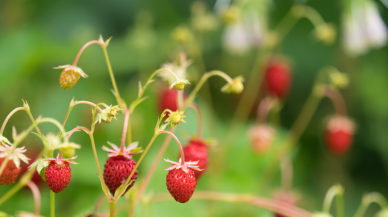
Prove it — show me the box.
[72,40,105,66]
[67,126,91,140]
[354,192,388,217]
[322,185,344,214]
[189,104,203,139]
[151,191,313,217]
[120,109,130,152]
[158,130,185,164]
[324,85,347,116]
[27,181,41,215]
[182,70,233,109]
[0,107,25,135]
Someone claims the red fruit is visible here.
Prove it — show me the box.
[180,139,209,179]
[265,58,291,98]
[164,159,201,203]
[102,142,142,196]
[248,124,274,154]
[0,158,21,185]
[159,86,178,114]
[325,115,355,155]
[104,156,138,196]
[44,154,77,193]
[0,144,29,185]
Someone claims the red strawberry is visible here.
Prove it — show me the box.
[165,158,201,203]
[0,144,29,185]
[325,115,355,155]
[103,142,142,196]
[265,58,291,98]
[248,124,275,154]
[44,153,78,193]
[180,139,209,179]
[159,86,178,114]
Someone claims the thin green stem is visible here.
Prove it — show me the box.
[322,185,344,214]
[182,70,233,109]
[102,46,126,110]
[114,133,158,201]
[50,190,55,217]
[336,189,345,217]
[0,107,25,135]
[110,201,116,217]
[354,192,388,217]
[89,132,111,199]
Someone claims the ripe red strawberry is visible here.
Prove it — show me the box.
[159,86,178,114]
[248,124,275,154]
[180,139,209,179]
[0,144,29,185]
[264,58,291,98]
[44,154,78,193]
[103,142,142,196]
[165,158,201,203]
[325,115,355,155]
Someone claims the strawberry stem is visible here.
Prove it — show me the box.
[0,107,27,136]
[120,109,130,153]
[158,130,185,164]
[26,181,41,216]
[324,85,347,116]
[67,126,91,140]
[72,40,105,66]
[257,97,274,123]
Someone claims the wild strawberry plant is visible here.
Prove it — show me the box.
[0,2,387,217]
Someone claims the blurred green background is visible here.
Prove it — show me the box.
[1,0,388,216]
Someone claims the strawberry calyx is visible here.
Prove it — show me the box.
[164,158,202,173]
[326,115,355,133]
[0,144,30,168]
[102,141,143,159]
[54,65,88,78]
[44,153,78,165]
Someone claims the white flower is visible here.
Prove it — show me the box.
[342,0,387,56]
[222,11,265,55]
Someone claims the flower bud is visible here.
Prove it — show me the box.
[54,65,88,90]
[221,76,244,94]
[61,146,76,159]
[315,23,336,45]
[223,6,240,24]
[165,110,186,127]
[96,105,121,124]
[248,124,274,154]
[172,26,193,44]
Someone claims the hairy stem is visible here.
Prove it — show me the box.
[120,109,130,152]
[72,40,105,66]
[67,126,91,140]
[110,201,116,217]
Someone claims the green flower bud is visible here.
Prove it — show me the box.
[165,110,186,127]
[221,76,244,94]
